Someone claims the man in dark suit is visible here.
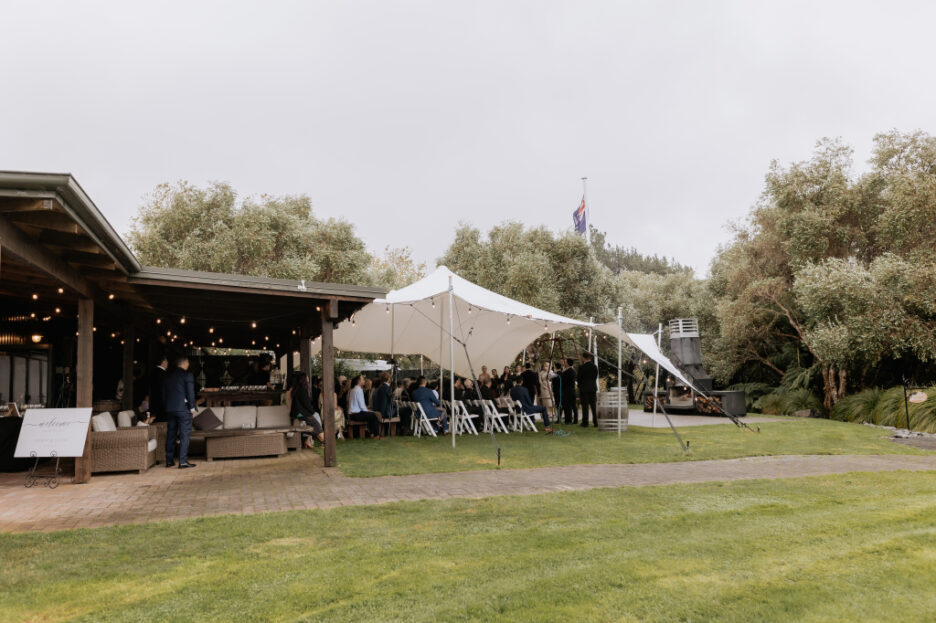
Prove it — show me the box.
[520,363,540,402]
[509,378,552,433]
[149,356,168,422]
[578,352,600,427]
[163,356,197,468]
[560,358,578,425]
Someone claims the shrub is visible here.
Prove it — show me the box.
[754,388,825,416]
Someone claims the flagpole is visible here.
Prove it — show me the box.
[582,176,590,246]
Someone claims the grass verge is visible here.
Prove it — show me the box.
[2,471,936,622]
[334,417,922,477]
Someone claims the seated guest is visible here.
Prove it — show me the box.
[318,385,346,440]
[289,372,325,448]
[347,375,382,439]
[462,379,484,416]
[454,377,465,401]
[411,376,448,433]
[509,378,553,433]
[363,377,374,408]
[480,378,495,400]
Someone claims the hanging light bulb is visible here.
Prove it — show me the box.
[251,321,257,329]
[156,318,162,325]
[179,317,186,324]
[431,298,435,309]
[209,327,214,334]
[506,315,511,325]
[386,304,390,314]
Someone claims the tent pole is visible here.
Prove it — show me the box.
[390,303,395,380]
[420,354,423,375]
[617,306,623,439]
[449,275,456,448]
[652,322,662,427]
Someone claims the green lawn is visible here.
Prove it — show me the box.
[3,471,936,622]
[334,417,922,477]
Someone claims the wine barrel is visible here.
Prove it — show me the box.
[596,390,628,432]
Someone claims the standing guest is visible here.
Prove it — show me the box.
[500,368,511,392]
[411,376,448,434]
[150,356,169,423]
[538,362,556,419]
[490,369,501,396]
[560,358,578,425]
[347,375,382,439]
[289,372,325,449]
[478,366,491,384]
[551,362,562,419]
[510,378,553,433]
[372,372,394,422]
[521,363,540,402]
[578,352,599,428]
[163,356,197,468]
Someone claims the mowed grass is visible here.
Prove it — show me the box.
[3,471,936,622]
[335,417,922,477]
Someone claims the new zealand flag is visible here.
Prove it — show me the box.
[572,197,586,234]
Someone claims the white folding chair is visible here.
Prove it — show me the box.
[410,401,438,438]
[452,400,478,435]
[481,400,510,434]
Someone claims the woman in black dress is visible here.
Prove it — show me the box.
[290,372,325,448]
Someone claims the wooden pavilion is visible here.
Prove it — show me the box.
[0,171,384,480]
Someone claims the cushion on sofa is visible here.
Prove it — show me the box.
[147,438,158,452]
[193,408,223,431]
[116,410,137,428]
[223,406,257,429]
[91,412,117,432]
[257,405,291,429]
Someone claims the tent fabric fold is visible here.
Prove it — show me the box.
[593,323,699,392]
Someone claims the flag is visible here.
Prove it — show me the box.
[572,197,586,234]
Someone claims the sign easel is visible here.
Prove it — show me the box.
[14,408,92,489]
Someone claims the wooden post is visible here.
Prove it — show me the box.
[121,323,135,410]
[299,327,312,379]
[321,300,338,467]
[74,298,94,484]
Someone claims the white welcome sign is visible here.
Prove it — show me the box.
[15,408,92,458]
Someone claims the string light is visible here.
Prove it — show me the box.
[251,321,257,329]
[57,288,64,294]
[31,293,38,300]
[386,305,390,314]
[431,298,435,308]
[55,307,61,314]
[108,293,115,300]
[179,317,186,324]
[166,330,172,336]
[156,318,162,325]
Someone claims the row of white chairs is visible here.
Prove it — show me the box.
[394,397,540,438]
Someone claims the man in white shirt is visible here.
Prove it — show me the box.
[347,375,382,439]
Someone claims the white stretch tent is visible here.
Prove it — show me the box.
[313,266,592,378]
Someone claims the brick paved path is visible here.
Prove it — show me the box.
[2,453,936,533]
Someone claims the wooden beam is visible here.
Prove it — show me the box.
[0,198,55,213]
[61,250,116,270]
[74,298,94,484]
[7,210,82,233]
[328,297,339,319]
[321,307,336,467]
[122,323,135,410]
[0,213,94,298]
[38,229,101,254]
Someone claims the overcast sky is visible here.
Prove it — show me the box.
[2,1,934,277]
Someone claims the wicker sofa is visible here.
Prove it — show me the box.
[191,405,297,461]
[90,416,164,474]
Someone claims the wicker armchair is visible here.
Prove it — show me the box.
[91,426,157,474]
